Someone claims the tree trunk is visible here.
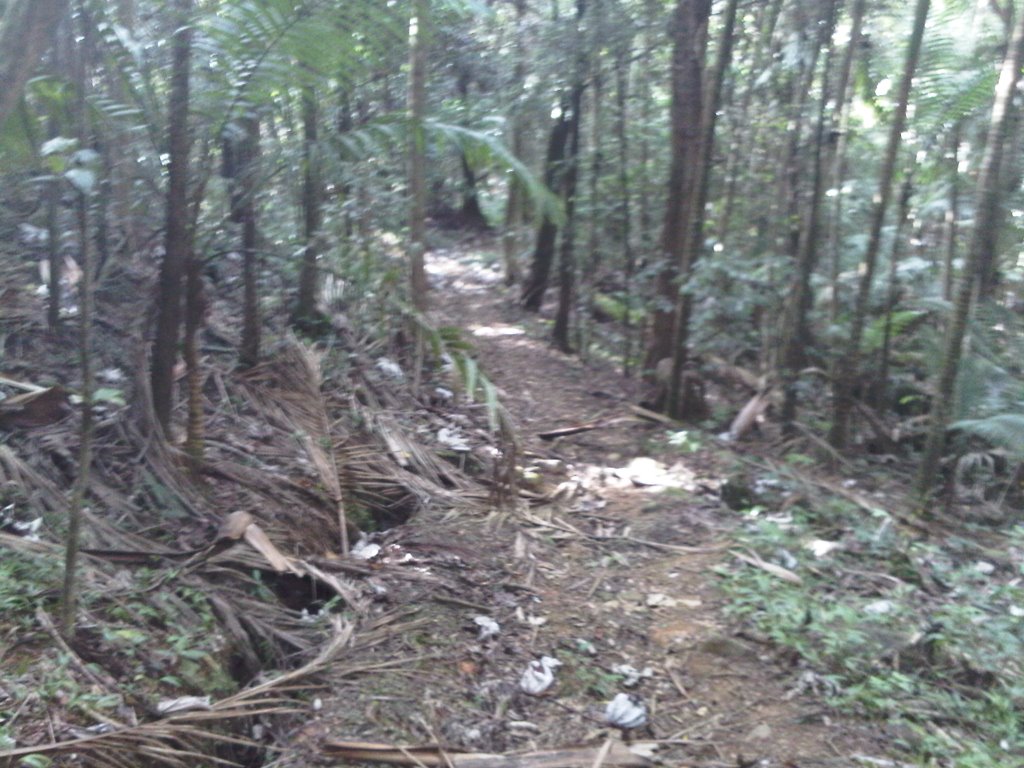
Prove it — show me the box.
[614,45,635,377]
[552,83,583,352]
[976,103,1023,301]
[0,0,70,129]
[941,125,961,302]
[826,0,867,325]
[521,110,572,311]
[61,7,93,638]
[238,116,261,368]
[46,169,62,331]
[915,6,1024,504]
[876,175,914,407]
[829,0,930,449]
[502,0,529,286]
[151,0,193,432]
[294,86,323,329]
[666,0,738,417]
[644,0,712,380]
[408,0,430,312]
[183,242,204,467]
[777,0,839,430]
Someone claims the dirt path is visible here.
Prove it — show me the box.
[290,246,889,767]
[424,248,890,766]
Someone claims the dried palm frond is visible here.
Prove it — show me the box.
[0,618,354,767]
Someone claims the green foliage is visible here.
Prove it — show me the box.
[721,486,1024,767]
[0,549,57,628]
[665,429,700,453]
[951,414,1024,458]
[863,309,926,353]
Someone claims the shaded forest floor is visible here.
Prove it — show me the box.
[8,235,1016,768]
[280,242,893,767]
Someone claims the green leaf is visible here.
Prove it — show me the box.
[463,357,479,403]
[93,388,126,406]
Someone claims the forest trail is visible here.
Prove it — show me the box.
[317,243,888,767]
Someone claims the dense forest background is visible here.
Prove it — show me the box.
[2,0,1024,765]
[2,0,1024,484]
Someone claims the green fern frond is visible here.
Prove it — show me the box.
[951,414,1024,458]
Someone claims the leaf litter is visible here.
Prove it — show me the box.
[0,244,901,768]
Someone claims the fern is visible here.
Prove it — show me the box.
[951,414,1024,458]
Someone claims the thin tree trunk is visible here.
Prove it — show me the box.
[408,0,430,312]
[521,111,572,311]
[826,0,866,325]
[777,0,839,430]
[829,0,930,449]
[238,118,261,368]
[62,186,93,638]
[183,245,204,467]
[46,171,62,331]
[915,6,1024,504]
[614,46,635,377]
[977,103,1023,301]
[294,86,323,329]
[151,0,193,432]
[61,7,93,638]
[877,175,914,407]
[577,36,603,358]
[502,0,529,286]
[553,82,583,352]
[942,125,961,302]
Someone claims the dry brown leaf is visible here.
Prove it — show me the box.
[243,524,301,575]
[217,510,254,541]
[0,386,71,429]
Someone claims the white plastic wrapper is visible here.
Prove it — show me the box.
[375,357,405,381]
[473,615,500,640]
[438,427,471,452]
[157,696,212,714]
[519,656,561,695]
[611,664,653,688]
[605,692,647,729]
[350,537,382,560]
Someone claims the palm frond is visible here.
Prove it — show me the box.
[951,414,1024,457]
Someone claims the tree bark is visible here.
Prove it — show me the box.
[915,6,1024,504]
[238,117,261,368]
[151,0,193,432]
[294,86,323,329]
[777,0,839,430]
[521,108,573,311]
[826,0,867,324]
[614,44,635,376]
[552,82,583,352]
[829,0,930,449]
[644,0,712,380]
[408,0,430,312]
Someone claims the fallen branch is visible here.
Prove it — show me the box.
[321,738,653,767]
